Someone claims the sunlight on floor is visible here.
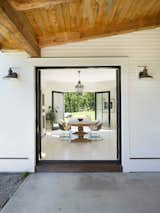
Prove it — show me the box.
[41,128,117,161]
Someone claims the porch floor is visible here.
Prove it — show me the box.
[1,173,160,213]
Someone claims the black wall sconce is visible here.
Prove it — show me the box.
[3,67,18,79]
[138,66,153,79]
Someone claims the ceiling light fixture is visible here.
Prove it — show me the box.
[75,70,84,94]
[138,66,153,79]
[3,67,18,79]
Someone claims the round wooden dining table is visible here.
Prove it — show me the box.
[68,119,96,142]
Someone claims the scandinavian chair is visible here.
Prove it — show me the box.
[89,121,103,139]
[58,119,71,140]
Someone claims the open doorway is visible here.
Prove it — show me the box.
[52,91,112,127]
[36,66,121,171]
[54,92,96,124]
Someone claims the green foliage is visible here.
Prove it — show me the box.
[46,106,54,121]
[64,92,95,113]
[22,172,30,179]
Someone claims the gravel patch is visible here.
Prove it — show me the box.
[0,173,27,210]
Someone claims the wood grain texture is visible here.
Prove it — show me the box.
[0,0,40,56]
[38,15,160,47]
[0,0,160,54]
[9,0,77,11]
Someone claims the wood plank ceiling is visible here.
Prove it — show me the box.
[0,0,160,57]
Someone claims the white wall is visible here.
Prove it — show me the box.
[0,29,160,172]
[0,53,35,172]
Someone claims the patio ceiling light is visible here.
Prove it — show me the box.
[75,70,84,94]
[3,67,18,79]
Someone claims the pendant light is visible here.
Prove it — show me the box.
[75,70,84,94]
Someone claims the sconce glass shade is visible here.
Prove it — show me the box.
[3,68,18,79]
[75,80,84,94]
[139,66,153,79]
[75,70,84,94]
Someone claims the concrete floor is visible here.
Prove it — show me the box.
[0,174,24,210]
[1,173,160,213]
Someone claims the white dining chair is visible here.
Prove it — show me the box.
[58,120,71,140]
[89,121,103,140]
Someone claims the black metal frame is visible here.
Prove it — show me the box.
[35,69,41,162]
[116,68,121,160]
[95,91,111,127]
[52,91,64,121]
[35,66,121,166]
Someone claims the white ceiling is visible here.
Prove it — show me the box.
[41,68,116,83]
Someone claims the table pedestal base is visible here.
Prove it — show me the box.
[71,125,92,142]
[71,138,92,143]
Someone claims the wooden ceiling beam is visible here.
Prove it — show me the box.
[9,0,77,11]
[0,0,40,56]
[38,15,160,48]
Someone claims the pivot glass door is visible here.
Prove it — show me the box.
[52,91,64,124]
[95,91,111,127]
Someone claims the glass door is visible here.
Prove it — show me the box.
[52,91,64,124]
[95,91,111,127]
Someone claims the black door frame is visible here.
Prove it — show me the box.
[95,91,111,127]
[35,66,122,171]
[52,91,64,123]
[35,70,41,161]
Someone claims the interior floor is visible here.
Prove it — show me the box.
[41,127,117,161]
